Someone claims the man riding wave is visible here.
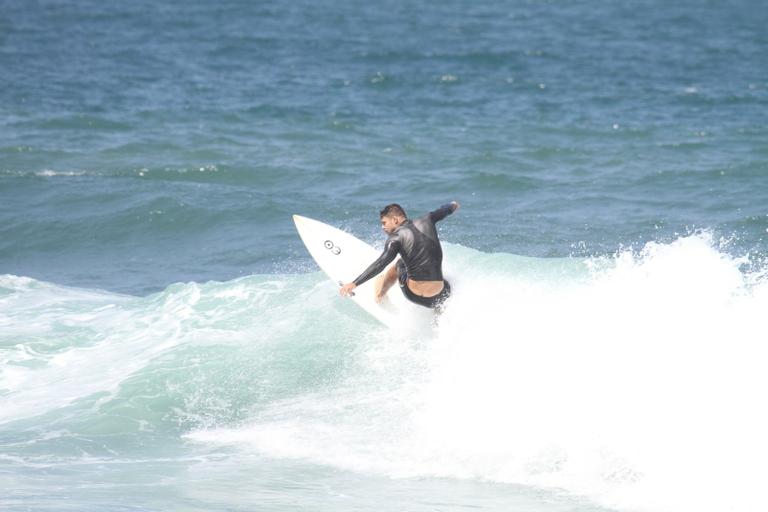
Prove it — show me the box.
[339,201,459,309]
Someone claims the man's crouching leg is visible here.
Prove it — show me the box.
[374,263,399,303]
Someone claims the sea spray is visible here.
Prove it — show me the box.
[3,235,767,512]
[417,234,768,511]
[190,234,768,512]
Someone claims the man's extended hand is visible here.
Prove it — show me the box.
[451,201,460,211]
[339,282,357,297]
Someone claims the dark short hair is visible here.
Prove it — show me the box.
[379,203,407,219]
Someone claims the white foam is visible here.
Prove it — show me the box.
[4,237,767,512]
[0,274,310,426]
[33,169,86,177]
[0,280,205,424]
[188,234,768,512]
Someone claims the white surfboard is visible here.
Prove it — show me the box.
[293,215,433,328]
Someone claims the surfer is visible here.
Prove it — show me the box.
[339,202,459,309]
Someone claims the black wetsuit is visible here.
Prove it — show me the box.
[352,203,455,309]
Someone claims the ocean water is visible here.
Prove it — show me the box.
[1,1,767,511]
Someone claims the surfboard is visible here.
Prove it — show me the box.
[293,215,433,328]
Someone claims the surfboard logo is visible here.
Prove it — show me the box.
[324,240,341,255]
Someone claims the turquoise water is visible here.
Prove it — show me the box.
[2,1,767,511]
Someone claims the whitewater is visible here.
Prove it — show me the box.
[2,234,767,512]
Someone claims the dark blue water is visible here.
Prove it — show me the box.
[2,0,766,294]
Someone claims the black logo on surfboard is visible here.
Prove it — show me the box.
[324,240,341,255]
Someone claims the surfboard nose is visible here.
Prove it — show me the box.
[293,214,311,231]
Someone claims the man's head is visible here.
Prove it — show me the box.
[379,203,407,234]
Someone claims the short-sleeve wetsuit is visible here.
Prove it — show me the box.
[352,203,455,308]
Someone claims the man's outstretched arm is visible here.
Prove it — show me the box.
[430,201,460,223]
[339,238,401,297]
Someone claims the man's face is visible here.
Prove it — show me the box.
[380,215,401,235]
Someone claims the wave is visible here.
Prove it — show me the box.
[2,234,767,512]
